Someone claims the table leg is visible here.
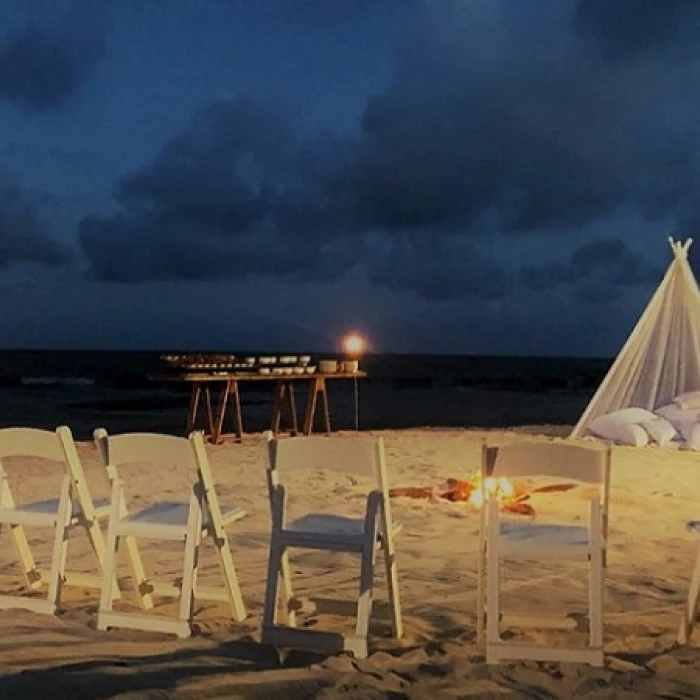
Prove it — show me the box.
[186,384,202,435]
[319,377,331,434]
[302,378,320,435]
[204,386,215,441]
[213,381,230,444]
[271,382,285,435]
[286,382,299,435]
[229,380,244,441]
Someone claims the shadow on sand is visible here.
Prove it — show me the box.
[0,637,343,700]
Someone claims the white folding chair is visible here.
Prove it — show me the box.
[477,440,611,666]
[0,426,111,614]
[262,431,402,659]
[677,521,700,644]
[94,429,247,638]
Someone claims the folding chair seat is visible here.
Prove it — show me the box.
[262,431,402,659]
[94,429,247,638]
[0,426,111,614]
[477,440,612,666]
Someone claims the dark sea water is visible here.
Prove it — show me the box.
[0,349,612,440]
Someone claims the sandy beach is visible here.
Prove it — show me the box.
[2,427,700,699]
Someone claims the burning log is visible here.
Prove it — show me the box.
[389,476,578,517]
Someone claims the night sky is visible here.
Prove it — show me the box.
[1,0,698,356]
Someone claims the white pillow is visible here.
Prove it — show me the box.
[638,416,678,446]
[597,407,657,423]
[655,402,695,422]
[674,391,700,411]
[588,413,649,447]
[656,402,686,421]
[655,403,700,439]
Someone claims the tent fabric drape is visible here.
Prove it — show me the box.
[571,238,700,438]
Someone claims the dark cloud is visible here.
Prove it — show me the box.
[0,7,104,112]
[77,95,508,300]
[79,97,361,283]
[365,237,511,301]
[0,176,73,268]
[336,0,699,237]
[571,0,700,60]
[272,0,408,24]
[79,0,700,303]
[520,238,661,299]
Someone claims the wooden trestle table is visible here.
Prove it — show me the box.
[155,371,366,443]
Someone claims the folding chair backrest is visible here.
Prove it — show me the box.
[264,431,392,530]
[266,433,384,482]
[95,431,195,473]
[0,427,97,518]
[484,441,608,485]
[0,427,65,462]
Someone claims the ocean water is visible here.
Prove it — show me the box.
[0,350,611,440]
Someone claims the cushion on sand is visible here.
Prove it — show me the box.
[598,407,657,423]
[638,416,678,446]
[655,403,700,440]
[673,391,700,411]
[589,411,649,447]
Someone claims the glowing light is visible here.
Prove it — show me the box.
[468,475,515,508]
[343,333,365,356]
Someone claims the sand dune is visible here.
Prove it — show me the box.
[2,428,700,699]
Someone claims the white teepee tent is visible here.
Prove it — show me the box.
[571,237,700,438]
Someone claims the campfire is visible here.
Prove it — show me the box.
[468,476,516,508]
[389,474,577,517]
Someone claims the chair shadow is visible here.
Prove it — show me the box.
[0,636,334,700]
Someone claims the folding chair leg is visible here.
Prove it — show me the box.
[3,468,42,589]
[178,492,203,628]
[119,537,152,610]
[114,487,153,611]
[279,549,296,627]
[679,543,700,644]
[477,546,486,650]
[9,525,43,589]
[382,541,402,639]
[589,539,604,661]
[212,531,246,622]
[356,535,378,642]
[46,476,72,608]
[82,515,109,572]
[263,537,283,631]
[98,503,122,624]
[485,525,501,663]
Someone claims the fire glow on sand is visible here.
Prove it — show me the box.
[389,474,578,517]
